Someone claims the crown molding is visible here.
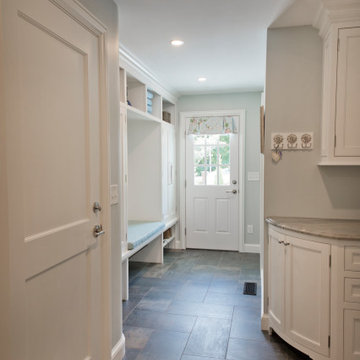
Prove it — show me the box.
[313,0,360,37]
[118,44,179,101]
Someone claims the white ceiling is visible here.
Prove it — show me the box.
[115,0,317,95]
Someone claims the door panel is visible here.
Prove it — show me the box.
[285,236,330,356]
[185,121,239,251]
[4,0,108,359]
[215,199,231,233]
[268,228,285,332]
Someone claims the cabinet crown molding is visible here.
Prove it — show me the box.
[314,0,360,38]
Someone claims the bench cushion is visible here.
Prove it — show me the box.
[127,221,165,250]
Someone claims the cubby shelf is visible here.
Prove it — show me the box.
[126,104,162,124]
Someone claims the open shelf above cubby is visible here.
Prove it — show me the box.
[126,73,146,112]
[162,98,175,124]
[127,105,162,124]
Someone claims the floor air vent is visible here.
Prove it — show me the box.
[243,282,257,296]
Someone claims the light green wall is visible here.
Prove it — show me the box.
[178,92,262,247]
[265,26,360,220]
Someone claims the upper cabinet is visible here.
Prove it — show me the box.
[316,2,360,165]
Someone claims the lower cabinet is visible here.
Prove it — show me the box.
[344,310,360,360]
[268,227,331,358]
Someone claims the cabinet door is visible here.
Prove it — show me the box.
[285,236,330,356]
[344,309,360,360]
[335,27,360,157]
[268,228,286,333]
[167,125,176,218]
[161,124,169,219]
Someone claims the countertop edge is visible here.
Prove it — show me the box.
[266,217,360,241]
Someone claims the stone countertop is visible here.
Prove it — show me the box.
[266,216,360,240]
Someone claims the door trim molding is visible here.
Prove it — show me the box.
[179,110,246,252]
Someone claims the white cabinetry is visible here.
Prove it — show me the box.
[162,123,176,223]
[268,224,360,360]
[317,4,360,165]
[268,227,330,358]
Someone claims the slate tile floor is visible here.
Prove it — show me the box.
[123,249,309,360]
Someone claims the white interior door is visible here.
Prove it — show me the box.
[185,117,240,251]
[3,0,109,359]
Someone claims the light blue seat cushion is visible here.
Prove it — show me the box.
[127,221,165,250]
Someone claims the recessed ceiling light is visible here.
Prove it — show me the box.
[198,77,207,82]
[170,39,184,47]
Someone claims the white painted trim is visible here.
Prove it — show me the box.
[111,333,125,360]
[243,243,260,254]
[261,313,270,331]
[179,110,246,252]
[119,44,178,102]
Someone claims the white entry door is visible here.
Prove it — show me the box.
[185,116,241,250]
[3,0,109,359]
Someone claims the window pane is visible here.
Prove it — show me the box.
[219,145,230,165]
[206,135,220,145]
[219,166,230,185]
[194,166,206,185]
[193,135,206,145]
[194,146,207,165]
[206,166,218,185]
[209,146,218,165]
[219,135,230,145]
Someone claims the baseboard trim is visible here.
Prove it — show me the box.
[112,333,125,360]
[243,243,260,253]
[261,313,269,331]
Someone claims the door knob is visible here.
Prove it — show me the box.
[93,202,102,213]
[93,224,105,238]
[226,189,237,194]
[232,180,237,185]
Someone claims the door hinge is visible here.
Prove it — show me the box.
[267,297,269,307]
[185,180,187,188]
[328,335,331,348]
[334,135,337,147]
[329,255,332,267]
[184,227,187,236]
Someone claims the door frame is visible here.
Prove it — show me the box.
[179,110,246,251]
[1,0,111,358]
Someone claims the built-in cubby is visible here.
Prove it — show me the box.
[126,73,146,112]
[127,119,162,222]
[119,61,179,300]
[162,98,175,124]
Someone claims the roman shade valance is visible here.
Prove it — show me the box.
[187,116,238,135]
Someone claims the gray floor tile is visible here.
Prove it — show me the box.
[226,337,286,360]
[124,349,140,360]
[181,356,223,360]
[124,249,309,360]
[136,288,176,312]
[125,309,196,333]
[123,295,144,322]
[230,306,264,341]
[135,330,189,360]
[123,326,153,350]
[184,317,231,358]
[205,291,261,309]
[168,301,234,319]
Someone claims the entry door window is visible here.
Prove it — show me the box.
[193,134,231,186]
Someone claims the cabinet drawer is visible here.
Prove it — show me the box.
[345,247,360,272]
[345,278,360,304]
